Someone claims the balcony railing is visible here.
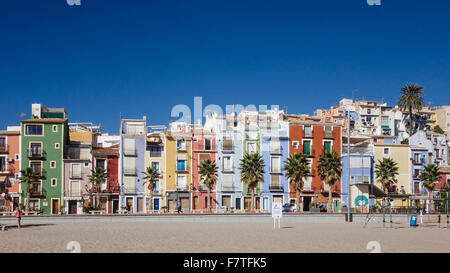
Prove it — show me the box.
[0,145,8,153]
[412,159,424,165]
[123,149,136,156]
[0,165,10,173]
[269,185,283,192]
[28,148,46,158]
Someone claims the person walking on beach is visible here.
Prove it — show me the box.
[177,200,182,214]
[15,207,21,229]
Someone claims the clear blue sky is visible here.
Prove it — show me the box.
[1,0,449,133]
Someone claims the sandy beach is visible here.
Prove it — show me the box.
[0,218,449,253]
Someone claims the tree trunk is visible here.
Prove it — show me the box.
[207,187,211,213]
[25,185,30,214]
[96,185,100,210]
[251,186,255,212]
[428,190,432,213]
[296,188,301,213]
[150,190,153,214]
[409,108,413,137]
[328,183,333,213]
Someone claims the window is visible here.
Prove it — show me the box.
[270,139,280,154]
[71,180,80,196]
[383,148,390,157]
[124,157,136,175]
[149,146,163,157]
[96,159,106,170]
[29,143,42,157]
[151,161,160,172]
[303,140,311,155]
[270,156,281,173]
[223,137,233,151]
[26,125,43,135]
[71,163,82,178]
[204,138,212,151]
[0,137,6,152]
[177,175,187,189]
[50,161,56,168]
[413,168,420,178]
[177,160,186,171]
[153,180,160,193]
[29,199,39,211]
[367,108,371,114]
[349,157,371,168]
[31,182,41,195]
[52,125,58,132]
[55,143,60,149]
[84,162,89,167]
[271,174,280,188]
[324,141,332,154]
[51,178,57,187]
[381,116,389,125]
[123,177,136,194]
[177,139,186,150]
[247,142,257,154]
[223,156,232,172]
[304,125,312,137]
[292,141,299,149]
[30,161,42,176]
[0,157,6,172]
[124,138,136,156]
[413,153,420,163]
[222,175,233,191]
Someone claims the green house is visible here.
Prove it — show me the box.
[20,104,69,215]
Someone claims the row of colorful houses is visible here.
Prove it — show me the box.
[0,101,449,215]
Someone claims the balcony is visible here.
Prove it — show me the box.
[27,148,46,158]
[269,185,284,192]
[412,158,424,165]
[0,145,8,153]
[0,165,10,174]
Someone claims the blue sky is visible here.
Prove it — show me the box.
[1,0,449,133]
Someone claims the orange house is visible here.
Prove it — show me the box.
[287,118,342,212]
[0,127,21,211]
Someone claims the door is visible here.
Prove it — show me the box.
[112,199,119,213]
[244,197,251,211]
[100,197,107,212]
[168,200,174,212]
[334,200,340,213]
[414,182,420,193]
[13,197,19,211]
[126,197,133,213]
[193,196,199,210]
[137,197,143,213]
[69,200,77,214]
[181,197,189,212]
[52,199,59,214]
[255,197,260,210]
[303,197,311,212]
[154,198,160,211]
[222,196,231,211]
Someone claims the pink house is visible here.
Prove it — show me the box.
[0,127,21,212]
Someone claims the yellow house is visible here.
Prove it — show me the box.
[374,143,412,207]
[164,128,192,213]
[145,131,166,213]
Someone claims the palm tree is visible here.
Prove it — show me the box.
[375,158,399,193]
[419,164,441,212]
[19,167,41,213]
[198,159,218,212]
[88,167,108,209]
[284,153,310,211]
[239,152,265,212]
[397,83,424,137]
[317,151,342,213]
[142,166,160,213]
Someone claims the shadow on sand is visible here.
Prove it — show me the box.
[1,223,55,230]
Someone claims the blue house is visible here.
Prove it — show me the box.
[341,136,375,213]
[119,117,147,213]
[410,146,429,195]
[260,113,289,212]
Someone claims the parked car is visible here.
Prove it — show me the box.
[282,203,296,212]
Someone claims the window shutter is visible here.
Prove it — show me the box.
[71,181,80,196]
[223,137,233,151]
[123,177,135,194]
[271,174,280,187]
[303,141,311,155]
[124,138,136,155]
[72,164,81,178]
[124,157,136,174]
[222,175,233,191]
[270,139,280,153]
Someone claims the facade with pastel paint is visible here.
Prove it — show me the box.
[341,136,375,213]
[191,121,217,212]
[145,127,167,212]
[20,104,69,215]
[119,117,147,213]
[260,110,289,212]
[409,131,448,166]
[214,113,244,213]
[410,146,429,196]
[0,127,21,211]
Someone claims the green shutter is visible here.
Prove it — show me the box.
[324,141,331,153]
[303,141,311,155]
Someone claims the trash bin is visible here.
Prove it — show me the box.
[410,214,418,227]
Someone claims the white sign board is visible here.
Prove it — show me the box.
[272,202,282,219]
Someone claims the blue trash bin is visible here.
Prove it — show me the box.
[410,214,418,227]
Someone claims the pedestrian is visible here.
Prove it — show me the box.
[15,207,21,230]
[177,200,182,214]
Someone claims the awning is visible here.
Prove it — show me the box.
[382,125,390,130]
[354,183,387,198]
